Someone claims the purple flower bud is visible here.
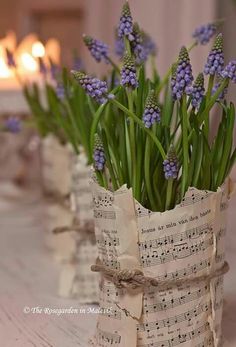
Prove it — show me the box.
[93,134,106,171]
[121,53,138,89]
[5,48,16,68]
[72,56,84,71]
[118,2,133,40]
[220,60,236,83]
[204,33,224,76]
[171,47,193,100]
[72,70,110,104]
[4,117,21,133]
[193,23,217,45]
[163,145,179,180]
[142,31,157,58]
[186,73,205,109]
[212,80,228,100]
[56,83,65,100]
[129,23,146,65]
[83,35,109,63]
[142,90,161,128]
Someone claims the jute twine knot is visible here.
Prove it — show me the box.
[91,258,229,291]
[113,269,143,289]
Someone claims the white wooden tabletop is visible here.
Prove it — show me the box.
[0,182,235,347]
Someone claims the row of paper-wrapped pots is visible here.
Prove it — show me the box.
[41,135,98,303]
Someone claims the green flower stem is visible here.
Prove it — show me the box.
[180,94,189,199]
[165,179,173,210]
[110,98,166,159]
[90,103,107,157]
[135,129,143,202]
[102,172,109,189]
[127,92,137,197]
[156,42,197,94]
[103,123,124,186]
[144,136,158,211]
[198,78,229,124]
[95,171,103,187]
[119,114,129,185]
[150,54,159,80]
[107,57,120,74]
[101,131,119,190]
[125,119,132,186]
[64,100,81,153]
[204,74,215,137]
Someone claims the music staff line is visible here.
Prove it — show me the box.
[139,322,210,347]
[137,302,210,333]
[139,222,213,250]
[143,284,209,314]
[141,237,213,267]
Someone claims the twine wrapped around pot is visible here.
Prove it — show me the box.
[89,179,231,347]
[58,152,99,302]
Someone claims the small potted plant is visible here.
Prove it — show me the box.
[71,3,235,346]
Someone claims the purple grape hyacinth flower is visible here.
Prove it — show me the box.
[56,83,65,100]
[129,23,145,64]
[83,35,109,63]
[71,71,114,104]
[212,80,228,101]
[186,73,205,109]
[171,46,193,100]
[73,56,84,71]
[121,53,138,89]
[163,145,179,180]
[118,2,133,40]
[204,33,224,76]
[220,60,236,83]
[4,117,21,133]
[5,48,16,68]
[193,23,217,45]
[142,31,157,58]
[93,134,106,171]
[142,90,161,128]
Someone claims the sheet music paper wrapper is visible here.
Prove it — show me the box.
[59,153,99,302]
[90,180,229,347]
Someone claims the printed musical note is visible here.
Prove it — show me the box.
[140,237,213,267]
[97,235,120,247]
[143,284,209,314]
[138,223,212,250]
[137,302,210,332]
[155,258,211,282]
[139,322,210,347]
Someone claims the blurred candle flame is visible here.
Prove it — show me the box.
[20,53,38,72]
[32,41,45,58]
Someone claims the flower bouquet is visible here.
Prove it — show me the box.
[68,2,235,346]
